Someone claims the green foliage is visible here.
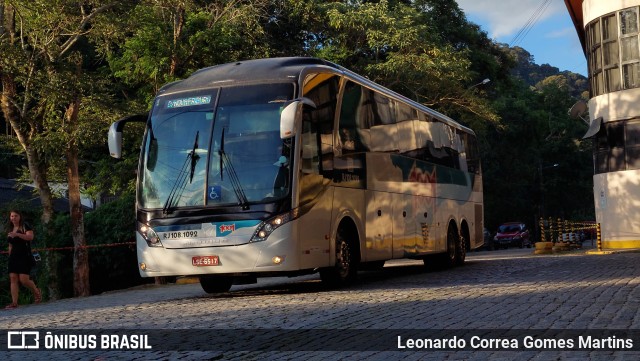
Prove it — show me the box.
[108,0,272,102]
[312,0,499,127]
[41,193,141,296]
[482,71,592,231]
[32,192,141,300]
[0,136,24,179]
[261,0,323,57]
[42,212,74,298]
[509,46,588,100]
[0,192,142,304]
[83,192,148,294]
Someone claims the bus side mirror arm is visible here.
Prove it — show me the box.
[280,98,316,139]
[108,114,148,158]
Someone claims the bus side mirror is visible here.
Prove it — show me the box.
[108,122,124,159]
[280,98,316,139]
[108,114,148,158]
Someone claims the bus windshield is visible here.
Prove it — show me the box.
[138,83,295,210]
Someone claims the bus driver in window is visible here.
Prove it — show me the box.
[340,127,355,151]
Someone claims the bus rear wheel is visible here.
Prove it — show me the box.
[199,275,233,293]
[320,227,357,286]
[456,233,466,266]
[444,224,459,267]
[423,224,461,270]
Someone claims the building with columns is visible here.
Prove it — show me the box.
[565,0,640,248]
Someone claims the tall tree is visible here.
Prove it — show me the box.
[0,2,56,225]
[311,0,499,125]
[261,0,323,57]
[0,0,125,297]
[108,0,272,102]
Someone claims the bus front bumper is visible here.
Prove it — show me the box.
[136,225,300,277]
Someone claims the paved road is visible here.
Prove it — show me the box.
[1,246,640,360]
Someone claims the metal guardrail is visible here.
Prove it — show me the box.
[539,217,602,251]
[0,241,136,255]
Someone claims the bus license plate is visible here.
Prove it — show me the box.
[192,256,219,266]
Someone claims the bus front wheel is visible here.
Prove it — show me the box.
[320,227,357,286]
[199,275,233,293]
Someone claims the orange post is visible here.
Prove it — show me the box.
[558,218,564,243]
[570,222,575,243]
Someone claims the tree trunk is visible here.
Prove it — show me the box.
[68,144,90,297]
[25,146,56,223]
[1,3,14,41]
[2,70,58,300]
[169,6,185,77]
[65,92,91,297]
[0,4,4,36]
[27,146,60,301]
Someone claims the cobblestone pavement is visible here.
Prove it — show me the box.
[1,246,640,360]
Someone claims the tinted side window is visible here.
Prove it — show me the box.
[302,73,339,177]
[593,119,640,173]
[338,81,368,152]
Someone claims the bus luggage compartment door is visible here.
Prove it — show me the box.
[364,190,392,262]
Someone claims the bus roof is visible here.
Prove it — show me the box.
[159,57,340,93]
[159,57,475,135]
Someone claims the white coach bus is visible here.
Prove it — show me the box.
[108,57,484,293]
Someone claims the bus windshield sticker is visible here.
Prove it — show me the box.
[208,185,222,201]
[214,220,261,237]
[166,95,212,109]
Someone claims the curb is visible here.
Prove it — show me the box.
[585,250,618,255]
[586,248,640,255]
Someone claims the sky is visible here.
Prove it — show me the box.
[456,0,587,76]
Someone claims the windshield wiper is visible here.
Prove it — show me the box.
[163,131,200,215]
[189,131,200,182]
[218,128,249,210]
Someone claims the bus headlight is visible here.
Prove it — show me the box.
[250,209,299,242]
[138,222,163,247]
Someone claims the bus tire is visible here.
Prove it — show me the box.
[320,226,357,286]
[444,223,458,268]
[456,232,466,266]
[199,275,233,293]
[455,223,470,266]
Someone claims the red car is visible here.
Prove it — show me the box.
[493,222,531,249]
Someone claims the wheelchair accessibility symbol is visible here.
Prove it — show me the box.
[208,185,222,201]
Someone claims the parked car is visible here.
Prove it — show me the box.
[493,222,531,249]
